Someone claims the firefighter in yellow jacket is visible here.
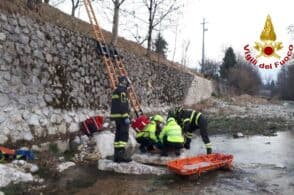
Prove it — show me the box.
[136,115,164,153]
[159,117,184,156]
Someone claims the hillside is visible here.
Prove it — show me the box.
[0,0,200,75]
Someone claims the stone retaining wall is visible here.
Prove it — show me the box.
[0,11,213,144]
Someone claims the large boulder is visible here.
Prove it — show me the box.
[94,131,114,158]
[0,164,34,187]
[98,159,169,175]
[132,153,188,166]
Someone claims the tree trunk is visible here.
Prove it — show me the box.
[147,0,153,56]
[111,0,120,45]
[71,0,79,17]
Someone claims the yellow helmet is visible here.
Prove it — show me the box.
[151,115,164,123]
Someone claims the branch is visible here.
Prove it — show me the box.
[153,3,178,27]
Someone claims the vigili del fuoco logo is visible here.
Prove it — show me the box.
[243,15,293,69]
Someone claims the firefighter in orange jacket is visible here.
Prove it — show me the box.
[110,76,131,163]
[169,107,212,154]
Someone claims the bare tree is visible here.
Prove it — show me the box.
[181,40,190,67]
[201,59,220,79]
[110,0,126,45]
[143,0,181,55]
[71,0,81,17]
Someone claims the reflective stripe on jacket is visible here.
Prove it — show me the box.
[136,121,158,142]
[110,85,129,119]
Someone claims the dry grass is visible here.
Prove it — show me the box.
[0,0,204,77]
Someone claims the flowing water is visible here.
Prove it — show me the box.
[51,131,294,195]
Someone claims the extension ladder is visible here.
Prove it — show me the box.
[84,0,143,117]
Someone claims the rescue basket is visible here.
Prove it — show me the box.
[167,153,233,176]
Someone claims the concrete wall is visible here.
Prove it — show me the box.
[0,12,213,144]
[184,76,214,106]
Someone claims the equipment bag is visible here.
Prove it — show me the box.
[81,116,104,136]
[131,115,150,132]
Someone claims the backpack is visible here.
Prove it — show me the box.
[81,116,104,136]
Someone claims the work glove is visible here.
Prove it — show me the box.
[124,118,130,125]
[206,148,212,154]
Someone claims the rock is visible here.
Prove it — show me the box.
[103,122,109,128]
[29,164,39,173]
[98,159,169,175]
[19,34,29,44]
[58,123,67,134]
[94,131,114,158]
[50,114,62,124]
[0,14,7,22]
[18,17,27,27]
[69,123,80,133]
[0,135,8,144]
[0,164,34,187]
[0,33,6,41]
[42,107,51,117]
[56,139,69,153]
[73,136,81,145]
[2,127,10,136]
[39,118,48,127]
[126,129,137,156]
[233,132,244,138]
[28,114,40,126]
[44,94,53,103]
[64,114,72,123]
[40,142,50,151]
[23,131,33,141]
[0,113,6,124]
[33,127,45,137]
[45,53,53,63]
[57,162,76,172]
[22,110,30,121]
[48,126,58,135]
[31,145,41,152]
[2,71,11,81]
[84,152,100,161]
[33,50,44,60]
[0,94,9,107]
[80,135,89,144]
[132,153,186,166]
[275,163,286,169]
[36,30,45,40]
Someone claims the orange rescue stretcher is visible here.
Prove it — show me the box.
[167,153,233,176]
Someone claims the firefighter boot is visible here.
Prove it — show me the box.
[114,148,120,162]
[115,148,131,163]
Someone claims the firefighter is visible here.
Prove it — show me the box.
[110,76,132,163]
[159,117,184,156]
[136,115,164,153]
[169,107,212,154]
